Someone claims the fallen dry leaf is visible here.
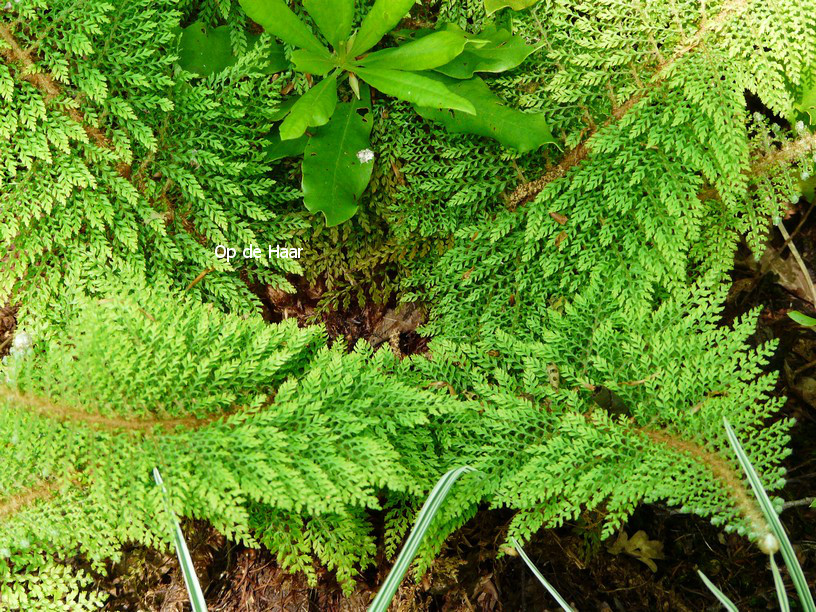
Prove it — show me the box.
[760,248,814,303]
[607,530,665,572]
[550,211,568,225]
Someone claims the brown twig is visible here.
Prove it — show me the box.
[186,268,214,291]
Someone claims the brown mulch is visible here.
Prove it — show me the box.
[0,304,17,357]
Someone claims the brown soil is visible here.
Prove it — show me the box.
[0,304,17,357]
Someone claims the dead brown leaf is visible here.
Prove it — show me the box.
[606,530,665,572]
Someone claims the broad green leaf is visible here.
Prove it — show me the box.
[178,24,289,76]
[303,0,353,49]
[302,92,375,226]
[178,22,235,76]
[279,74,338,141]
[788,310,816,326]
[484,0,539,14]
[264,133,308,161]
[435,28,543,79]
[238,0,328,55]
[267,41,289,72]
[270,96,299,121]
[356,67,476,114]
[415,76,556,152]
[351,0,416,56]
[291,49,337,75]
[360,30,469,71]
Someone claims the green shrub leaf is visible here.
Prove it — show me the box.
[303,0,354,49]
[302,93,375,226]
[435,27,543,79]
[415,76,557,152]
[351,0,417,56]
[178,22,289,77]
[788,310,816,327]
[356,67,476,114]
[360,30,469,71]
[177,22,234,76]
[291,49,337,76]
[264,133,308,161]
[238,0,329,55]
[279,74,339,141]
[484,0,539,14]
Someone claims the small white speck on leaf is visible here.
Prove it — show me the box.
[356,149,374,164]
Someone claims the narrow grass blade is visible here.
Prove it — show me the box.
[369,466,474,612]
[723,418,816,612]
[153,468,208,612]
[511,538,574,612]
[698,570,739,612]
[770,554,791,612]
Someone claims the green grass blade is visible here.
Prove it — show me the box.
[510,538,574,612]
[698,570,739,612]
[723,418,816,612]
[153,468,208,612]
[368,466,474,612]
[770,554,791,612]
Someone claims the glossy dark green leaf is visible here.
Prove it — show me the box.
[303,0,354,48]
[291,49,337,75]
[239,0,328,55]
[178,22,235,76]
[264,133,308,161]
[279,74,339,140]
[360,30,469,71]
[351,0,417,56]
[484,0,539,15]
[267,41,289,73]
[435,28,543,79]
[356,67,476,114]
[178,24,290,76]
[415,76,557,152]
[302,92,375,226]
